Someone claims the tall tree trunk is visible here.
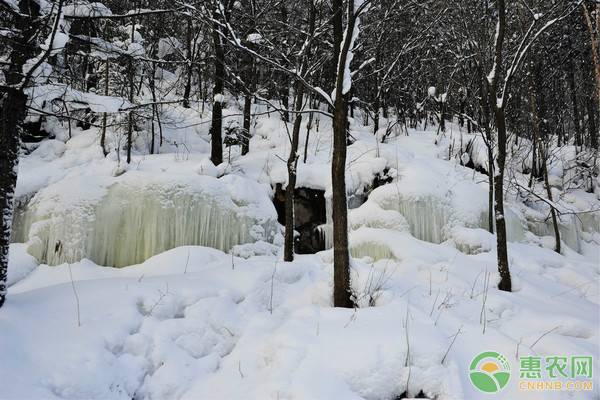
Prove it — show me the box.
[568,59,582,147]
[331,0,355,308]
[304,97,313,163]
[488,0,512,292]
[487,138,494,234]
[210,11,225,166]
[284,83,305,261]
[279,2,290,122]
[542,146,561,254]
[492,107,512,292]
[0,0,41,308]
[528,65,540,187]
[373,97,380,135]
[242,95,252,155]
[582,2,600,113]
[182,17,193,108]
[588,100,598,149]
[0,89,27,308]
[150,61,157,154]
[242,54,254,156]
[100,59,109,156]
[126,3,138,164]
[126,58,134,164]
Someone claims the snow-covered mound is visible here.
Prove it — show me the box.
[2,243,598,399]
[14,172,279,267]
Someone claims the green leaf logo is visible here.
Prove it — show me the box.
[469,351,511,393]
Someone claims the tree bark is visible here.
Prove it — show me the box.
[0,0,41,308]
[582,2,600,113]
[100,59,109,156]
[284,83,305,261]
[0,89,27,308]
[542,148,561,254]
[182,17,193,109]
[210,10,225,166]
[568,51,582,147]
[492,106,512,292]
[587,99,598,149]
[331,0,355,308]
[242,54,254,156]
[488,0,512,292]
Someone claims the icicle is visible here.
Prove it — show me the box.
[378,196,449,244]
[479,206,526,243]
[350,242,394,261]
[14,175,279,267]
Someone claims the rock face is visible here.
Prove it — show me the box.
[273,184,327,254]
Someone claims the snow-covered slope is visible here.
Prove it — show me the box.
[4,101,599,399]
[2,242,598,399]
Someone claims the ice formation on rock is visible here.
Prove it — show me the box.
[526,212,599,253]
[13,173,279,267]
[321,180,531,259]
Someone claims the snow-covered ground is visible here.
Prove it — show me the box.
[3,101,599,399]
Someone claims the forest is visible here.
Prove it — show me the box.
[0,0,599,399]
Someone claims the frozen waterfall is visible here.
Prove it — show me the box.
[13,173,279,267]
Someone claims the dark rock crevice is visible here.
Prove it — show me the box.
[273,184,326,254]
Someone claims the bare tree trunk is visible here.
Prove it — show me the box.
[182,17,193,109]
[242,95,252,155]
[582,2,600,113]
[242,55,254,156]
[150,62,157,154]
[373,97,380,135]
[210,10,225,166]
[0,89,27,308]
[284,83,305,261]
[567,56,582,147]
[528,69,540,187]
[331,0,355,308]
[126,59,134,164]
[492,107,512,292]
[587,100,598,149]
[100,59,109,156]
[488,0,512,292]
[542,146,561,253]
[0,0,41,308]
[304,99,313,163]
[126,8,137,164]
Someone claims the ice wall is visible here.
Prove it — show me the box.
[526,212,600,253]
[320,181,529,260]
[14,173,279,267]
[377,195,450,243]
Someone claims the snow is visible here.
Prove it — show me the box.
[63,2,112,18]
[3,238,598,399]
[7,243,38,287]
[27,84,132,114]
[4,89,599,399]
[246,33,263,44]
